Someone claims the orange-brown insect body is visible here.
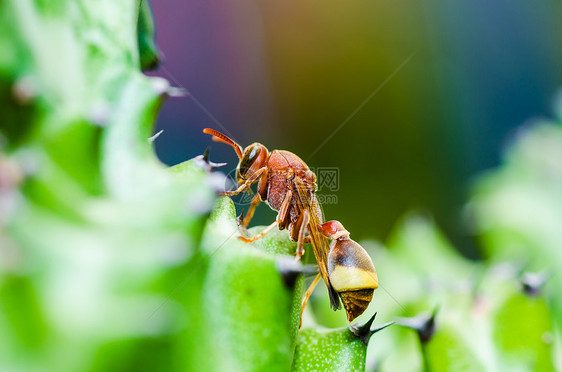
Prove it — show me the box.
[265,151,318,233]
[203,128,377,323]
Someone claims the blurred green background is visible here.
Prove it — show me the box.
[148,1,562,256]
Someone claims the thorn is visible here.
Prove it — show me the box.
[167,86,187,97]
[521,271,550,297]
[350,312,377,346]
[150,77,171,95]
[148,129,164,143]
[276,257,318,289]
[237,210,249,236]
[396,307,438,343]
[236,209,246,226]
[237,209,245,223]
[202,147,211,162]
[149,78,185,97]
[191,147,227,173]
[350,312,395,346]
[371,321,395,335]
[12,76,37,105]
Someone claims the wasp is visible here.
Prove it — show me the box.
[203,128,378,323]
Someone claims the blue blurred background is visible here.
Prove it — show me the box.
[147,1,562,256]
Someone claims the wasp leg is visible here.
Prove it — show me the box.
[239,220,278,243]
[295,209,310,262]
[277,188,293,227]
[242,193,263,228]
[299,272,321,328]
[222,167,267,196]
[239,189,292,243]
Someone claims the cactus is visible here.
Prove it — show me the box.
[365,215,557,371]
[0,1,386,371]
[1,0,561,371]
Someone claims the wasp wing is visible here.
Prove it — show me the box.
[293,176,341,311]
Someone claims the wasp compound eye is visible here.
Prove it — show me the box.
[238,144,261,179]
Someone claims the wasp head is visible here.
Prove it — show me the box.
[203,128,269,186]
[236,143,268,184]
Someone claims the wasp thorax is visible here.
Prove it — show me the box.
[327,238,378,322]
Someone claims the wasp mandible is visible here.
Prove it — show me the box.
[203,128,378,323]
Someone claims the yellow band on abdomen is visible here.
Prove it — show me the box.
[329,265,379,292]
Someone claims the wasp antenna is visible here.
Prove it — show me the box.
[203,128,243,159]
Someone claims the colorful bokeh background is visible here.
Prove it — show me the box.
[148,1,562,257]
[2,1,562,370]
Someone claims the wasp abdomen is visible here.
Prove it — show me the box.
[338,289,375,322]
[327,238,378,322]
